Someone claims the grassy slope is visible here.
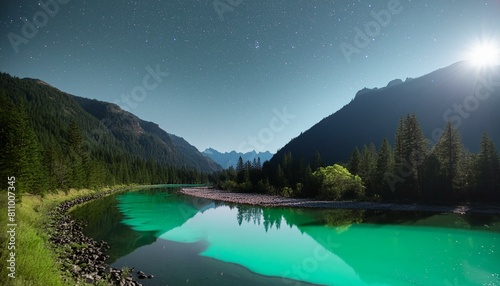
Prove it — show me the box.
[0,187,127,286]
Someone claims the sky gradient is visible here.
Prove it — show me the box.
[1,0,499,153]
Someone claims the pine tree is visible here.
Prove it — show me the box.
[66,121,90,188]
[42,144,58,188]
[0,96,47,195]
[476,133,500,199]
[244,160,252,181]
[403,114,429,198]
[21,119,48,194]
[393,114,428,199]
[394,116,405,171]
[347,147,361,175]
[359,144,377,192]
[312,151,323,171]
[236,156,245,184]
[432,121,465,197]
[0,93,13,189]
[252,157,262,170]
[392,116,406,195]
[375,138,394,197]
[302,164,317,197]
[421,153,444,200]
[460,151,477,197]
[275,164,285,193]
[281,152,293,187]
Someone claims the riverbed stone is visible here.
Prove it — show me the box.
[47,189,152,285]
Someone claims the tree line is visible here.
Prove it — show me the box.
[213,114,500,203]
[0,92,208,196]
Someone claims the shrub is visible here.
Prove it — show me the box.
[313,164,365,200]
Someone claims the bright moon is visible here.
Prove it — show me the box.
[467,41,500,67]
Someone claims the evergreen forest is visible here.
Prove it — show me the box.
[213,114,500,203]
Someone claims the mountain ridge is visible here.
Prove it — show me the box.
[271,61,500,165]
[0,73,221,173]
[202,148,273,169]
[74,95,221,172]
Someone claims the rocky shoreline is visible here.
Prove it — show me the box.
[47,189,153,285]
[180,187,500,214]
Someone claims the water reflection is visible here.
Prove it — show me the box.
[70,187,500,286]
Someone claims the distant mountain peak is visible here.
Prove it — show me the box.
[386,78,403,88]
[202,148,274,169]
[203,148,216,155]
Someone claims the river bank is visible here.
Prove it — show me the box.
[0,186,150,286]
[48,189,151,285]
[180,187,500,214]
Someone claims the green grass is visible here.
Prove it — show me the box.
[0,186,128,286]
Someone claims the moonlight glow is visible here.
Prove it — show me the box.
[467,41,500,67]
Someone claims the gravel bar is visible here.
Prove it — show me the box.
[180,187,500,214]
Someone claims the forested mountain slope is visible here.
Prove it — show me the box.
[0,73,220,193]
[272,62,500,165]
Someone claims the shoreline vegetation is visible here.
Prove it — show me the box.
[180,187,500,214]
[2,184,499,286]
[212,115,500,205]
[0,185,148,286]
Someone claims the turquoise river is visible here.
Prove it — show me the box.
[70,186,500,286]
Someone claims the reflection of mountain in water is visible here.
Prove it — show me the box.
[116,189,216,235]
[72,188,500,285]
[70,192,153,263]
[232,206,499,285]
[290,210,499,286]
[70,187,215,263]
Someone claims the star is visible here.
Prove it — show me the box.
[255,40,260,49]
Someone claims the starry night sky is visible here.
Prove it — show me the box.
[1,0,499,153]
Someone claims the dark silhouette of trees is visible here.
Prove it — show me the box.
[359,143,377,195]
[432,121,465,196]
[374,138,394,198]
[476,133,500,199]
[0,93,47,195]
[312,151,323,170]
[393,114,428,199]
[214,113,500,203]
[347,147,361,175]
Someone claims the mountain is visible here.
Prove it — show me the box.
[0,73,221,174]
[272,62,500,166]
[74,96,221,172]
[202,148,273,169]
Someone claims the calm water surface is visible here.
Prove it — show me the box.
[70,186,500,286]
